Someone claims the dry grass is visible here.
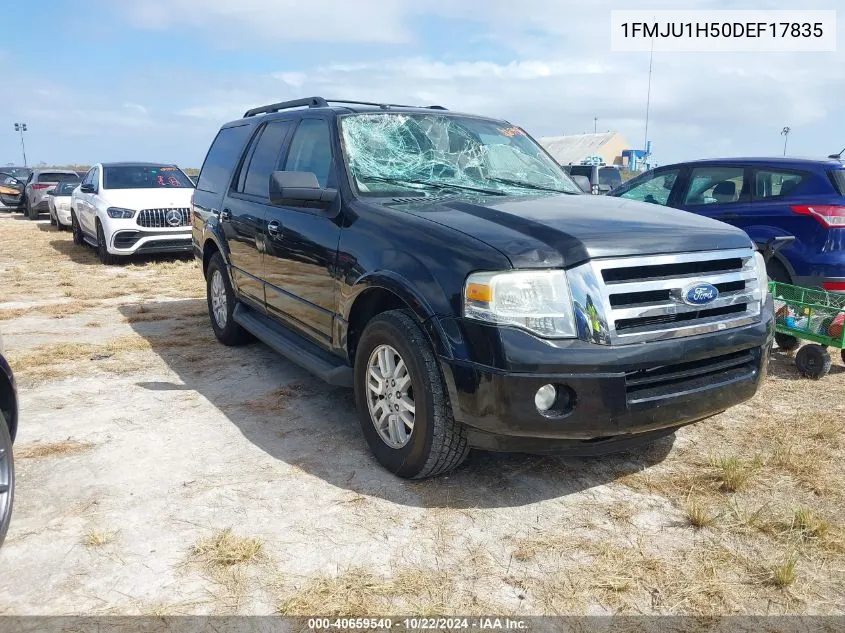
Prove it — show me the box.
[7,336,151,373]
[16,440,95,460]
[83,530,117,548]
[244,383,314,414]
[768,557,798,588]
[190,529,263,569]
[278,564,495,616]
[685,500,717,529]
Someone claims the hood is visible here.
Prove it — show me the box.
[100,187,193,210]
[390,193,753,268]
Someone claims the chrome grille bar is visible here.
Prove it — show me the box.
[571,248,763,346]
[136,207,191,228]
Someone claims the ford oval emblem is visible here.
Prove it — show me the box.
[683,282,719,306]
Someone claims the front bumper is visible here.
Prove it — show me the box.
[438,297,774,454]
[110,229,192,255]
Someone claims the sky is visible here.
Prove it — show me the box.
[0,0,843,168]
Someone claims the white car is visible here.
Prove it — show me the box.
[47,181,80,230]
[71,162,195,264]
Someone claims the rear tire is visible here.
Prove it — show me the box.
[0,409,15,549]
[205,252,252,346]
[71,211,84,245]
[795,344,831,379]
[775,332,800,352]
[354,309,469,479]
[25,197,35,220]
[95,221,119,265]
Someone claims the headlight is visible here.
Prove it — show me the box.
[463,270,576,338]
[753,251,770,300]
[107,207,135,219]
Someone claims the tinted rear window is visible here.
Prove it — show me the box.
[829,169,845,196]
[55,182,79,195]
[37,172,78,183]
[569,166,593,178]
[599,167,622,187]
[197,124,253,194]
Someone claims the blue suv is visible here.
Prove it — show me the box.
[610,157,845,291]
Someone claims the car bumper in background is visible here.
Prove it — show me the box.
[437,298,774,454]
[792,275,845,293]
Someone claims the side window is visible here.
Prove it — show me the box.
[242,121,293,198]
[283,119,333,188]
[754,170,804,199]
[684,166,746,205]
[618,169,679,206]
[197,124,252,194]
[82,170,93,186]
[90,168,100,191]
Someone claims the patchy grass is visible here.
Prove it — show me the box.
[83,530,117,548]
[708,455,760,493]
[16,440,95,460]
[685,500,717,529]
[190,529,263,569]
[768,557,798,588]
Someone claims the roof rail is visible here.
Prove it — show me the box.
[243,97,329,118]
[243,97,448,117]
[323,99,448,111]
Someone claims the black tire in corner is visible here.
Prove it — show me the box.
[353,309,469,479]
[95,221,119,265]
[0,409,15,549]
[795,344,831,379]
[775,332,800,352]
[25,197,35,220]
[71,211,84,245]
[205,252,252,346]
[766,258,791,284]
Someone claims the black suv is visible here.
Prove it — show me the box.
[192,97,774,478]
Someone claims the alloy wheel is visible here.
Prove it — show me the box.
[366,344,415,448]
[210,270,228,328]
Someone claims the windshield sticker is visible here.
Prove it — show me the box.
[498,126,526,137]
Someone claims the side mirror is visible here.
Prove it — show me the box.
[80,183,95,194]
[46,188,56,195]
[571,175,591,193]
[269,171,337,208]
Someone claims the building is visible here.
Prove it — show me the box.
[539,132,631,167]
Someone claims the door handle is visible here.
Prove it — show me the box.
[220,209,231,222]
[718,213,740,220]
[267,220,282,238]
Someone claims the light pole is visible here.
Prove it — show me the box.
[13,122,28,167]
[781,126,790,156]
[594,117,597,134]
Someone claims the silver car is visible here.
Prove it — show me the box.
[23,169,79,220]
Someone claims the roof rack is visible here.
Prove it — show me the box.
[243,97,447,118]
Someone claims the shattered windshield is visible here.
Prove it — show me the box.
[339,113,580,197]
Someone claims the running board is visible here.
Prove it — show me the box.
[83,235,97,247]
[233,303,353,387]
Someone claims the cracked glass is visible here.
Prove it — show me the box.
[339,113,580,198]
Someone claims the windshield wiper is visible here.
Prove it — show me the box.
[486,177,578,194]
[362,175,507,196]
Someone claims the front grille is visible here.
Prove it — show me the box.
[137,239,191,251]
[625,349,758,405]
[136,208,190,228]
[592,249,762,345]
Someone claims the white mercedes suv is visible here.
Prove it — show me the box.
[71,162,195,264]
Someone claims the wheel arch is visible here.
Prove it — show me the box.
[343,276,450,364]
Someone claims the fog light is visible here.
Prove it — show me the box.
[535,384,557,412]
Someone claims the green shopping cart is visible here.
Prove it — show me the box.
[770,281,845,379]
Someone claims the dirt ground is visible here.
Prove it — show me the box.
[0,212,843,616]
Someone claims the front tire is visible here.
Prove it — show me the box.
[206,252,252,346]
[71,211,84,245]
[95,221,119,265]
[25,197,35,220]
[354,309,469,479]
[0,410,15,549]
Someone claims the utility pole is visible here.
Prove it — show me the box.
[13,122,28,167]
[594,117,597,134]
[781,126,791,156]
